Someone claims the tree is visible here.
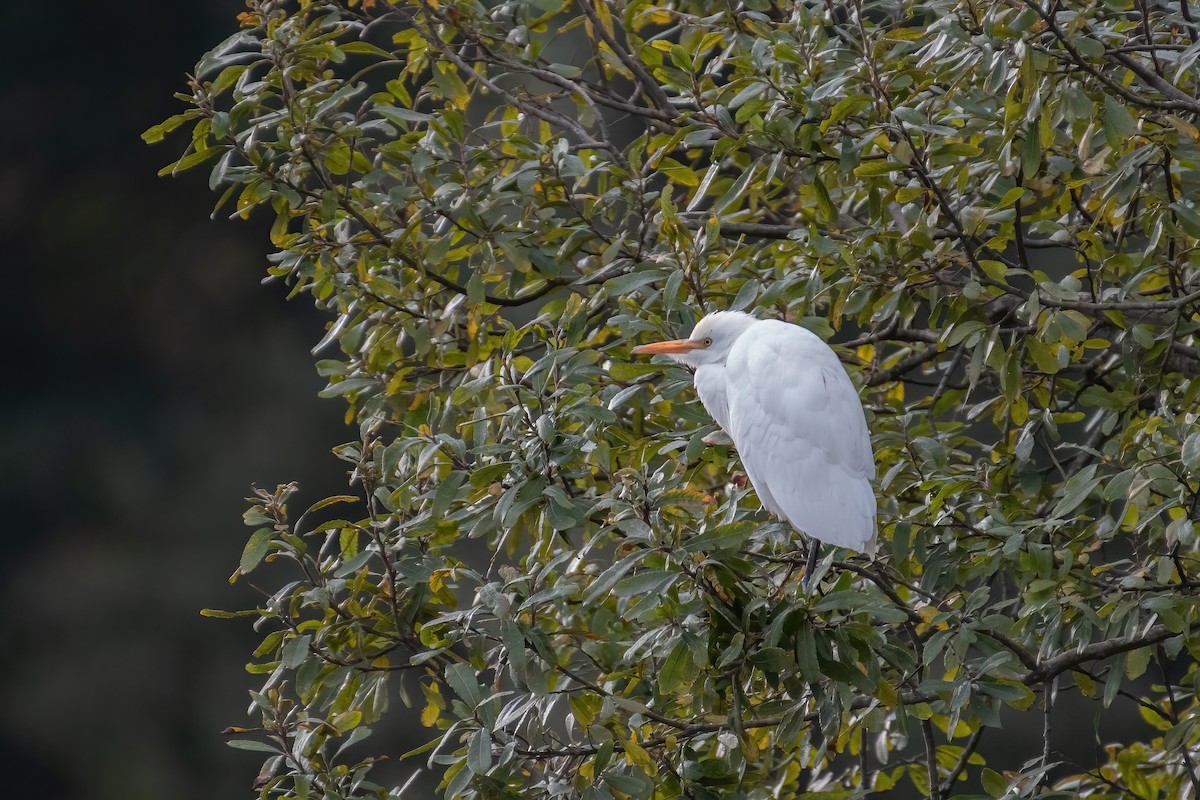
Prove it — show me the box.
[150,0,1200,796]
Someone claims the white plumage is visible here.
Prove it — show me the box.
[633,311,877,555]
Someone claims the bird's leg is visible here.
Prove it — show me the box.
[801,540,821,592]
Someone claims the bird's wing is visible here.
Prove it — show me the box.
[724,321,876,551]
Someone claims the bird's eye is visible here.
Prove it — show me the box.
[703,337,713,347]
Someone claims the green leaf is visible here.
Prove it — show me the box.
[281,635,310,669]
[822,95,871,132]
[467,730,492,773]
[813,589,871,613]
[713,163,758,215]
[604,769,653,796]
[996,186,1026,208]
[609,362,667,381]
[1103,95,1137,147]
[612,570,678,597]
[376,105,432,126]
[813,176,837,222]
[239,528,273,575]
[1125,646,1151,680]
[1182,432,1200,472]
[682,521,754,553]
[445,663,484,707]
[853,160,908,177]
[657,637,699,694]
[302,495,359,516]
[200,608,258,619]
[227,739,282,754]
[605,271,662,296]
[1052,464,1100,518]
[981,767,1009,798]
[583,549,653,605]
[159,146,220,176]
[340,41,394,58]
[985,680,1035,710]
[325,141,353,175]
[1026,339,1061,374]
[432,470,466,518]
[142,113,194,144]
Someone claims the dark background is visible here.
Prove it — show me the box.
[1,3,358,798]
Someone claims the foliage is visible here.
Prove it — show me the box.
[153,0,1200,797]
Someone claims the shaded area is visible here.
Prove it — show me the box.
[0,4,381,798]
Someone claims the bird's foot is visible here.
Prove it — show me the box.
[801,542,821,593]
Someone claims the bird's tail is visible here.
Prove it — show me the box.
[861,517,879,559]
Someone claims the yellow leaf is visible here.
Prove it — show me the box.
[1166,114,1199,139]
[658,158,699,186]
[741,730,760,760]
[331,710,362,733]
[624,735,655,774]
[978,259,1008,282]
[421,682,444,727]
[386,368,412,396]
[884,27,926,40]
[996,187,1026,208]
[594,0,614,36]
[877,678,899,708]
[1011,397,1028,425]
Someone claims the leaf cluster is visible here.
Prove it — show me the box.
[157,0,1200,797]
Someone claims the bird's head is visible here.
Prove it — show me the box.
[631,310,758,368]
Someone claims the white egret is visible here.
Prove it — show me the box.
[632,311,877,583]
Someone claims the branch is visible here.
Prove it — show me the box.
[1158,644,1200,797]
[679,218,798,239]
[920,715,942,800]
[867,345,941,386]
[1105,44,1200,112]
[519,619,1176,764]
[939,727,984,795]
[1037,675,1057,792]
[1021,0,1200,114]
[575,0,675,114]
[845,327,940,346]
[1038,288,1200,313]
[1029,624,1174,683]
[416,2,618,156]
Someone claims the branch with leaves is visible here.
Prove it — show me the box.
[153,0,1200,798]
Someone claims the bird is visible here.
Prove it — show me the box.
[631,310,877,585]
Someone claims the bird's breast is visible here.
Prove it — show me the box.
[693,364,731,432]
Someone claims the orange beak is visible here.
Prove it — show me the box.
[631,339,703,355]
